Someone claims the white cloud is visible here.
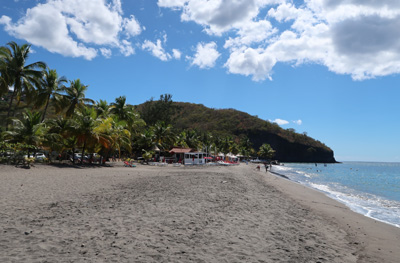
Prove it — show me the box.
[141,37,181,61]
[225,47,275,81]
[172,49,182,60]
[224,20,277,49]
[0,0,143,60]
[100,48,112,58]
[159,0,400,81]
[271,119,289,125]
[190,42,220,69]
[159,0,282,35]
[118,40,135,57]
[293,119,302,125]
[123,15,142,38]
[142,39,172,61]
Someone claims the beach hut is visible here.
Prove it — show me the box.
[169,147,193,163]
[184,152,207,165]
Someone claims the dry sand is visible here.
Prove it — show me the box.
[0,163,399,262]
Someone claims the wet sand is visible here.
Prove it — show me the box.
[0,163,399,262]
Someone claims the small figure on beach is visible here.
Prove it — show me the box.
[265,163,268,172]
[256,165,260,171]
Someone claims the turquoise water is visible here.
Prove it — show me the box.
[271,162,400,227]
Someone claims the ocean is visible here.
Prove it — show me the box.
[270,162,400,228]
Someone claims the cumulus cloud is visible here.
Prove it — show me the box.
[100,48,112,58]
[142,39,172,61]
[293,119,302,125]
[142,37,181,61]
[271,119,289,125]
[159,0,400,81]
[172,49,182,60]
[0,0,143,60]
[158,0,282,35]
[225,47,275,81]
[190,42,221,69]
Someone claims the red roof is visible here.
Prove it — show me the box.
[169,147,193,153]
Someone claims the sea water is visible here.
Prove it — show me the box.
[271,162,400,228]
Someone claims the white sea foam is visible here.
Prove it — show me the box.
[276,163,400,228]
[308,182,400,228]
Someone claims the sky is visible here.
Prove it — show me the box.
[1,0,400,162]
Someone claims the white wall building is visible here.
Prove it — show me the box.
[184,152,206,165]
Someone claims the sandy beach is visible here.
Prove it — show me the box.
[0,163,399,262]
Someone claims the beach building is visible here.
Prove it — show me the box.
[183,152,207,165]
[169,147,194,163]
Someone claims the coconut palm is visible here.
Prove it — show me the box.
[221,136,234,156]
[3,110,44,157]
[152,121,175,152]
[72,107,110,164]
[136,128,156,152]
[240,136,253,159]
[110,96,130,121]
[44,116,74,161]
[0,42,46,126]
[95,99,111,118]
[0,56,10,97]
[184,129,201,150]
[258,143,275,160]
[35,68,67,122]
[110,95,144,135]
[63,79,94,117]
[96,117,131,160]
[176,131,189,148]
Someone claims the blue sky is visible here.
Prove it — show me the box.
[1,0,400,162]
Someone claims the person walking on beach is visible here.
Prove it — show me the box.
[265,163,268,172]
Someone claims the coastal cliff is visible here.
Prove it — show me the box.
[171,102,336,163]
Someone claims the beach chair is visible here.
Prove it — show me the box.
[124,161,136,167]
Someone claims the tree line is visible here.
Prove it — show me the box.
[0,41,275,164]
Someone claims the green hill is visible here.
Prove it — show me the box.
[169,102,336,163]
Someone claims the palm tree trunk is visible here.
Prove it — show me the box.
[5,89,17,131]
[81,141,86,165]
[41,95,50,122]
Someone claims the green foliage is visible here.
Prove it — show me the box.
[139,94,179,126]
[1,41,335,163]
[258,143,275,159]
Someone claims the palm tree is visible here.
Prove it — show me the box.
[44,116,74,161]
[110,95,144,135]
[240,136,253,159]
[152,121,175,153]
[35,68,67,122]
[96,117,131,160]
[0,42,46,127]
[221,136,234,156]
[3,110,44,157]
[184,129,201,150]
[63,79,94,117]
[95,99,110,118]
[258,143,275,160]
[0,56,10,97]
[73,107,110,164]
[110,96,130,121]
[137,128,156,152]
[176,131,189,148]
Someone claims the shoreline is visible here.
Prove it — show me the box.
[1,163,399,262]
[271,163,400,229]
[263,167,400,263]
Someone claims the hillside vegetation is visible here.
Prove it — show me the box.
[1,41,335,163]
[167,102,336,163]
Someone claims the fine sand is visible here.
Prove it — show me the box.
[0,163,399,262]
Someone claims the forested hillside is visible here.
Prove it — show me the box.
[165,102,336,163]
